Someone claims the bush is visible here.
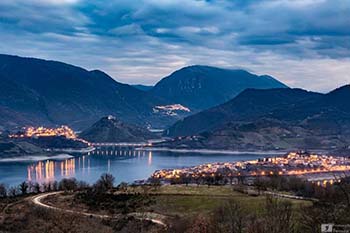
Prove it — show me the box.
[93,173,115,193]
[59,178,78,192]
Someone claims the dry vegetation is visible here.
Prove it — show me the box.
[1,174,350,233]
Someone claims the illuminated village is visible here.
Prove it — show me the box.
[152,151,350,186]
[8,125,91,146]
[9,125,77,139]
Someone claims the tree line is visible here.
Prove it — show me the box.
[0,173,116,198]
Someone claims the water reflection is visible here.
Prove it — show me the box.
[26,148,151,183]
[0,147,275,186]
[27,158,75,183]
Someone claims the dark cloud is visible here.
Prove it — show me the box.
[0,0,349,91]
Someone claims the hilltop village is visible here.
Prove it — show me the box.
[152,151,350,186]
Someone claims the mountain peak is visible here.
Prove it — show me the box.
[177,65,248,74]
[79,116,157,143]
[151,65,287,110]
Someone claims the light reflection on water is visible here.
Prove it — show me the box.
[25,149,153,184]
[0,147,274,186]
[27,158,76,183]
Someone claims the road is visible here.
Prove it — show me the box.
[264,191,317,201]
[30,192,167,227]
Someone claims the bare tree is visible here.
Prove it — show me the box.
[332,171,350,207]
[8,186,18,197]
[264,196,294,233]
[212,200,245,233]
[0,183,7,198]
[19,181,29,195]
[31,182,41,193]
[94,173,115,193]
[59,178,78,192]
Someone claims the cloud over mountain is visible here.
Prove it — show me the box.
[0,0,349,91]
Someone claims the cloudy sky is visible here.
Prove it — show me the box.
[0,0,349,91]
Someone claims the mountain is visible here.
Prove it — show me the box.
[0,54,176,130]
[132,84,154,91]
[79,116,157,143]
[165,88,322,137]
[160,85,350,150]
[150,65,287,111]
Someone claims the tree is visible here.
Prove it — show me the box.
[212,200,245,233]
[19,181,29,195]
[205,176,214,187]
[94,173,115,193]
[0,183,7,198]
[264,196,294,233]
[77,181,90,190]
[149,178,161,191]
[254,177,267,195]
[42,182,51,192]
[8,186,18,197]
[59,178,78,192]
[31,182,41,193]
[51,181,59,191]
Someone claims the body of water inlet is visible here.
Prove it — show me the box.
[0,146,279,186]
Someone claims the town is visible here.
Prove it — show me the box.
[152,151,350,186]
[9,126,77,139]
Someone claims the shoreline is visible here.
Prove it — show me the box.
[136,147,288,155]
[0,147,94,163]
[0,153,74,162]
[50,146,95,153]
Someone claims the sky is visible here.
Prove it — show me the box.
[0,0,349,92]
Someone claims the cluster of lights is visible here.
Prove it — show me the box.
[10,126,77,139]
[152,152,350,183]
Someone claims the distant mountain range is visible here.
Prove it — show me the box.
[165,88,322,137]
[79,116,157,143]
[0,54,286,131]
[150,65,287,110]
[161,85,350,150]
[1,54,350,150]
[0,54,176,130]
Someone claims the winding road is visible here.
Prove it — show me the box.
[30,192,167,227]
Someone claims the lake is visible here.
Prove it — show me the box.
[0,146,279,187]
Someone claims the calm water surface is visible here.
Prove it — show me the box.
[0,147,276,186]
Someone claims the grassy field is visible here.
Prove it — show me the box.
[121,184,312,217]
[39,185,311,219]
[0,185,314,233]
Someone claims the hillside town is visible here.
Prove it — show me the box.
[9,126,77,139]
[152,151,350,186]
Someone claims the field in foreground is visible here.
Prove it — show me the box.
[0,184,315,233]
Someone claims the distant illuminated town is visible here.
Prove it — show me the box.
[8,125,92,146]
[10,125,77,139]
[152,152,350,186]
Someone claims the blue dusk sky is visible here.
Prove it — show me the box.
[0,0,349,91]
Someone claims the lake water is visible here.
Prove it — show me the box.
[0,147,278,186]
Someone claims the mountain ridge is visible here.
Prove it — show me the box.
[150,65,288,111]
[165,88,322,137]
[0,54,168,130]
[160,85,350,150]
